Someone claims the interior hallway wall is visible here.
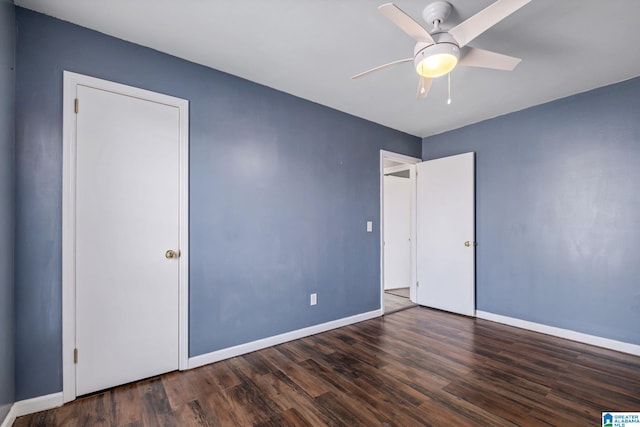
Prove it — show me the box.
[383,175,411,290]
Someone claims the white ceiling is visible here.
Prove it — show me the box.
[14,0,640,137]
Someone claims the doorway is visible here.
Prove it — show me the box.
[380,150,476,317]
[380,151,420,314]
[62,72,190,402]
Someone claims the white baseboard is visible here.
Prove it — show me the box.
[476,311,640,356]
[3,310,383,423]
[1,404,16,427]
[188,309,382,369]
[1,392,63,426]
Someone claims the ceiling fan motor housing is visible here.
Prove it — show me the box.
[422,1,453,27]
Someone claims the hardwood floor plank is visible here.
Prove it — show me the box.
[467,366,554,415]
[319,332,388,369]
[561,365,640,401]
[527,404,599,427]
[542,392,605,423]
[15,307,640,426]
[137,377,177,426]
[68,393,112,427]
[13,410,56,427]
[415,396,517,427]
[442,381,536,425]
[307,352,419,423]
[224,356,271,386]
[297,335,336,356]
[263,356,338,398]
[162,370,198,411]
[314,391,384,427]
[276,408,315,427]
[224,382,280,426]
[272,341,309,364]
[250,371,332,426]
[109,382,143,426]
[173,399,214,427]
[241,351,279,376]
[197,390,243,426]
[259,346,297,371]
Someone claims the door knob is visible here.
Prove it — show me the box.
[464,241,476,247]
[165,250,179,259]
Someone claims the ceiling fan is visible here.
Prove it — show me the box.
[353,0,531,99]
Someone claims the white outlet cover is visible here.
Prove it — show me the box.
[367,221,373,232]
[310,293,317,305]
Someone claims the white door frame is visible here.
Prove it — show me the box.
[380,150,421,313]
[62,71,189,403]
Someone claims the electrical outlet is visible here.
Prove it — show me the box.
[367,221,373,232]
[310,293,317,306]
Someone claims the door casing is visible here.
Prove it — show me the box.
[62,71,190,403]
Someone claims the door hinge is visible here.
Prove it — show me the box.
[416,281,419,287]
[74,348,78,364]
[74,98,79,114]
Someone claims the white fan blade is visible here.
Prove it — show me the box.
[378,3,435,44]
[458,47,521,71]
[449,0,531,48]
[351,58,413,79]
[417,76,433,99]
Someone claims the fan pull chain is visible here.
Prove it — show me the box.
[447,72,452,105]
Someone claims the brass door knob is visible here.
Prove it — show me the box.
[464,241,477,247]
[165,250,178,259]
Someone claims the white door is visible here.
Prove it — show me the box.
[416,152,475,316]
[383,175,412,289]
[75,84,180,395]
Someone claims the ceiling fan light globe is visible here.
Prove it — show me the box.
[414,42,460,78]
[416,53,458,78]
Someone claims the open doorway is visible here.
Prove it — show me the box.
[380,150,420,314]
[380,150,477,317]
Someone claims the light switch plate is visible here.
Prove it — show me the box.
[366,221,373,232]
[310,293,317,306]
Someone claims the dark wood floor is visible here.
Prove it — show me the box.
[16,307,640,426]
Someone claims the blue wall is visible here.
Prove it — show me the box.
[0,0,15,420]
[422,77,640,345]
[14,8,420,400]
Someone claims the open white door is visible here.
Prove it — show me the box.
[416,152,475,316]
